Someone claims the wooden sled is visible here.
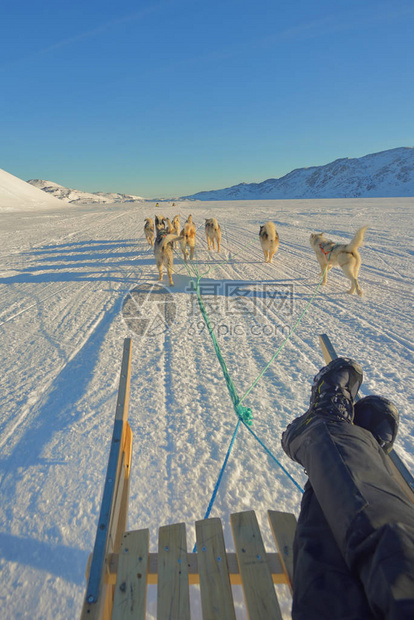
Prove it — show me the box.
[81,338,297,619]
[82,335,414,618]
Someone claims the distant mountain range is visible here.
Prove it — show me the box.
[181,147,414,200]
[27,179,144,204]
[23,146,414,203]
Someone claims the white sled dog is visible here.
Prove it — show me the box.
[259,221,279,263]
[180,214,196,260]
[205,218,221,252]
[310,226,368,296]
[154,222,182,286]
[144,218,154,246]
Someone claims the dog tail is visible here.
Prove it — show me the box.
[346,226,368,252]
[264,221,278,240]
[159,233,182,250]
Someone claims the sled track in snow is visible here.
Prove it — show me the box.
[0,210,137,326]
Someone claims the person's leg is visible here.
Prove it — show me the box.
[282,358,414,619]
[293,481,374,620]
[293,393,401,619]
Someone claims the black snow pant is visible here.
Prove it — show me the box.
[293,481,376,619]
[291,420,414,620]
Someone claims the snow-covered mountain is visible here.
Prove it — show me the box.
[27,179,144,204]
[4,146,413,208]
[0,168,66,212]
[181,147,414,200]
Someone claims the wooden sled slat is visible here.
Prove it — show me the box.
[231,511,283,620]
[112,529,149,620]
[196,517,236,620]
[267,510,296,594]
[157,522,191,620]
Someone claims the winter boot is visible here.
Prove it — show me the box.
[354,395,399,454]
[282,357,363,461]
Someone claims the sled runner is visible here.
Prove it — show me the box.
[81,338,296,619]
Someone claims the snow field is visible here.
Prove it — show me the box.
[0,197,413,618]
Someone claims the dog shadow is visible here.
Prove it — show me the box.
[0,239,152,285]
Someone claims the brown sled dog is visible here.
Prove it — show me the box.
[180,215,196,260]
[259,221,279,263]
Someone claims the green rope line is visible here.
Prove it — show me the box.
[195,276,253,425]
[180,251,253,425]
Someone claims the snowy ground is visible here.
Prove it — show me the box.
[0,197,413,619]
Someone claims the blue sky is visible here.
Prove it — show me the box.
[1,0,413,198]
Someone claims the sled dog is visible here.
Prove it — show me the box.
[259,221,279,263]
[165,218,173,232]
[310,226,368,296]
[170,215,180,235]
[180,215,196,260]
[155,215,166,232]
[170,215,180,248]
[205,218,221,252]
[154,224,182,286]
[144,218,154,246]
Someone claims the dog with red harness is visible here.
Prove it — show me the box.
[310,227,368,296]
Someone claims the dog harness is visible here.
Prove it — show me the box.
[319,243,339,257]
